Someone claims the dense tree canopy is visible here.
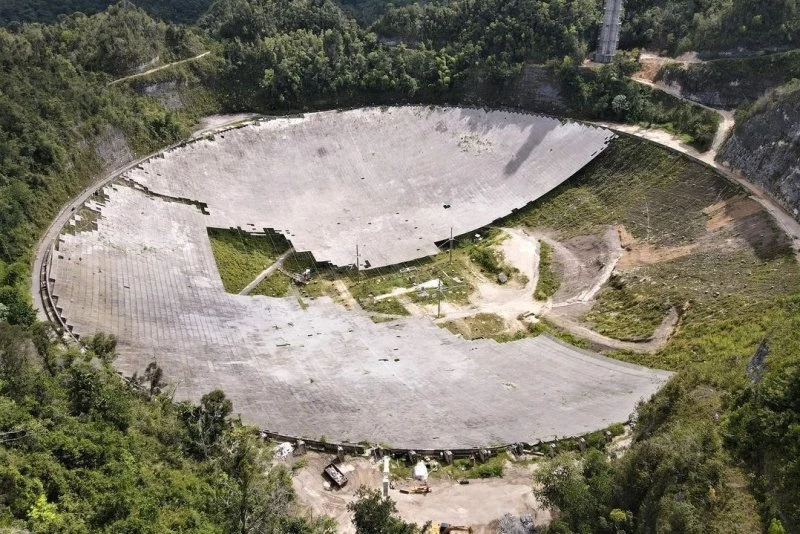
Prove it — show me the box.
[621,0,800,55]
[0,0,215,26]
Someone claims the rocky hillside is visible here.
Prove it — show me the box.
[657,50,800,109]
[720,81,800,221]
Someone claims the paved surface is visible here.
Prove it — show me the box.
[45,107,670,448]
[126,106,614,269]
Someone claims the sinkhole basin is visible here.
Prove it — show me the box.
[48,106,671,449]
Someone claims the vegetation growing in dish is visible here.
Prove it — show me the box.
[534,241,561,300]
[505,137,741,244]
[207,228,290,293]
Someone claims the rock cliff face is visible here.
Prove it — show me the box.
[720,84,800,221]
[658,51,800,109]
[93,125,134,169]
[137,80,190,109]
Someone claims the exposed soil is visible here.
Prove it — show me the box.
[704,195,764,231]
[616,224,699,269]
[442,313,510,340]
[334,280,361,311]
[290,452,548,534]
[193,113,259,136]
[420,228,545,329]
[633,51,703,83]
[540,227,622,303]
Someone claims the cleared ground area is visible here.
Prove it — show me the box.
[124,106,614,268]
[47,107,670,449]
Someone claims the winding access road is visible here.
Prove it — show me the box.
[108,51,211,86]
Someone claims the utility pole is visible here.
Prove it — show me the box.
[435,276,465,319]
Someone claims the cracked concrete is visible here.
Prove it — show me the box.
[125,106,615,269]
[47,107,671,449]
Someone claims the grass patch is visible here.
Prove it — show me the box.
[207,228,290,293]
[534,241,561,300]
[442,313,506,339]
[604,250,800,389]
[369,298,410,316]
[291,457,308,473]
[587,279,672,341]
[346,250,475,314]
[589,244,800,346]
[250,272,290,297]
[523,319,592,349]
[371,315,401,323]
[282,251,317,274]
[438,452,506,479]
[502,137,741,246]
[467,231,519,280]
[389,459,414,481]
[249,251,322,298]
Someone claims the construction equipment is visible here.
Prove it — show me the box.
[322,462,347,488]
[399,485,431,495]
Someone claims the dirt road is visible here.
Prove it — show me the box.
[544,306,680,353]
[108,51,211,85]
[425,228,545,324]
[239,248,295,295]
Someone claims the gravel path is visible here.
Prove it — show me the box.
[544,306,680,353]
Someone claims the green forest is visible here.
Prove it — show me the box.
[0,0,799,532]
